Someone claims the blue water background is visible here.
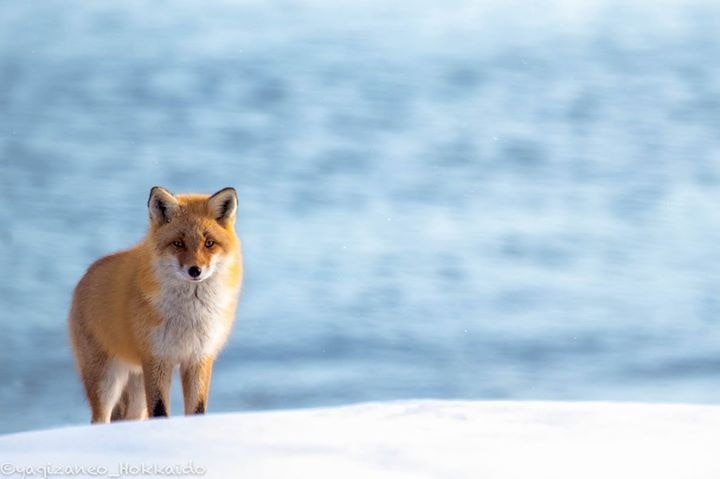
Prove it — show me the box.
[3,0,720,434]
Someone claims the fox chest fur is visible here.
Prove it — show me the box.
[149,272,238,363]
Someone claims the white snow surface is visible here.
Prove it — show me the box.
[1,400,719,478]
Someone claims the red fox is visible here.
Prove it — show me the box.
[68,187,243,423]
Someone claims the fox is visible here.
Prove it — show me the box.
[68,186,243,423]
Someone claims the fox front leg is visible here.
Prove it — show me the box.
[181,358,214,415]
[143,359,173,417]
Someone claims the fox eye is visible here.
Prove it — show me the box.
[205,239,215,248]
[172,240,185,248]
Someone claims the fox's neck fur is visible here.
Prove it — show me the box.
[148,254,240,363]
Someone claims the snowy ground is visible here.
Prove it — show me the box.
[1,400,719,478]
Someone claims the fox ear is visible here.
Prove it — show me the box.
[208,187,237,225]
[148,186,179,225]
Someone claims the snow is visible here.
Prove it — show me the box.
[1,400,719,478]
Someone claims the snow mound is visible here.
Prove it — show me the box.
[1,400,719,478]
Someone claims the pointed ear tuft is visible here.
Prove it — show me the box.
[208,187,238,225]
[148,186,179,225]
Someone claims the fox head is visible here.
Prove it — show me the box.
[147,186,240,283]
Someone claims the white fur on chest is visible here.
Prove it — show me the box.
[150,275,236,363]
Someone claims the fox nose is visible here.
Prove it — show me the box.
[188,266,202,278]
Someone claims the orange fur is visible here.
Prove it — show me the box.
[69,187,243,423]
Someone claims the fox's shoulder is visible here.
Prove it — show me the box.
[77,244,148,286]
[84,245,142,272]
[88,249,128,269]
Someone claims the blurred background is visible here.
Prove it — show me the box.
[3,0,720,434]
